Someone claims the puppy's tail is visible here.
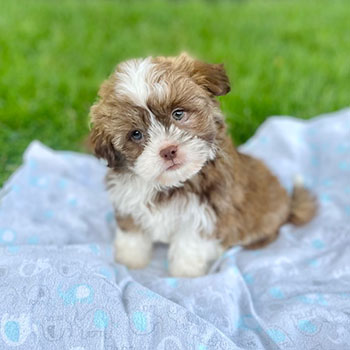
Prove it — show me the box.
[288,175,317,226]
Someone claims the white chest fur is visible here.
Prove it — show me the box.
[107,173,216,243]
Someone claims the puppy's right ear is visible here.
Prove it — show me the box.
[173,53,231,96]
[89,126,125,169]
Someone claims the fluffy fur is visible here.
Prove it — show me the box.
[90,53,317,277]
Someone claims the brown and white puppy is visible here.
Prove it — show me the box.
[90,53,317,277]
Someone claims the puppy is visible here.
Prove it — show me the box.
[90,53,317,277]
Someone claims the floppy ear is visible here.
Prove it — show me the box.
[176,53,231,96]
[192,61,231,96]
[90,126,125,169]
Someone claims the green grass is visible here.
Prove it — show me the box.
[1,0,349,186]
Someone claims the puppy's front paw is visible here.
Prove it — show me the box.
[168,234,223,277]
[114,229,152,269]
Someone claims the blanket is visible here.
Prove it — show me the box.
[0,109,349,349]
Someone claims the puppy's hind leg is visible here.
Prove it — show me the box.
[243,230,279,250]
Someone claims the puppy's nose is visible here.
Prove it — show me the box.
[159,145,178,161]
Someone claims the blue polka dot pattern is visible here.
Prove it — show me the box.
[298,320,317,334]
[267,328,286,343]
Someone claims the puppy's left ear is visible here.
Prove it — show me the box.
[89,126,125,169]
[178,53,231,96]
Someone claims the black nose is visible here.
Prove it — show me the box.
[159,145,178,161]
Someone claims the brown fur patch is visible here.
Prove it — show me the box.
[90,78,150,170]
[116,214,141,233]
[177,137,292,248]
[153,53,231,96]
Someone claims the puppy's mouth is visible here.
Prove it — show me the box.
[165,161,182,171]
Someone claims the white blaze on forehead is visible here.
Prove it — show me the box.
[115,57,168,107]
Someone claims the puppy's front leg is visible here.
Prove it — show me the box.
[114,215,152,269]
[168,231,222,277]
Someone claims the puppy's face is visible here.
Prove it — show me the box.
[90,53,230,187]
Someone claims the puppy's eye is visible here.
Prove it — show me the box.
[172,109,185,121]
[130,130,143,142]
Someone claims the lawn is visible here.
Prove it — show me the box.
[1,0,349,186]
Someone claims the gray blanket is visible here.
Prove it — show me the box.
[0,109,349,349]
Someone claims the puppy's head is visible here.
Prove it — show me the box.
[90,53,230,187]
